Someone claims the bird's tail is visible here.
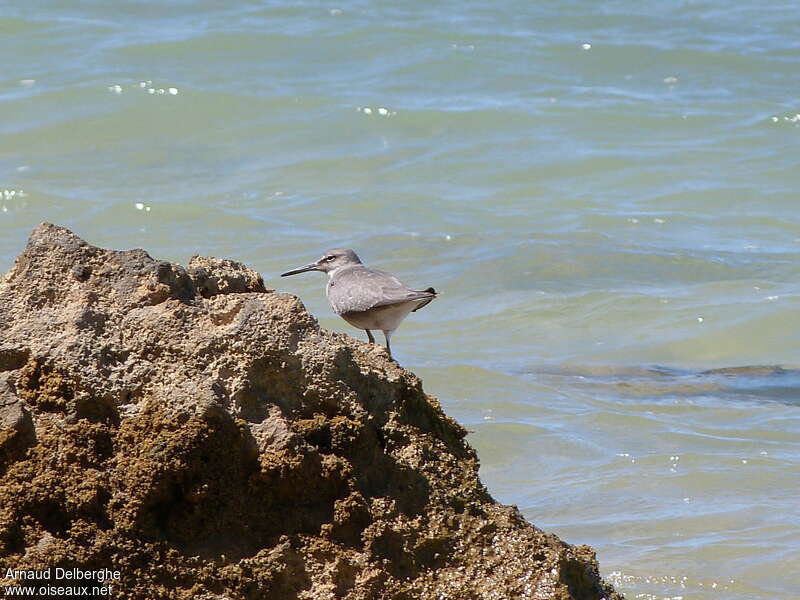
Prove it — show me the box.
[412,287,437,312]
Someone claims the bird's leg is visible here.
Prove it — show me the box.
[366,329,375,344]
[383,330,393,359]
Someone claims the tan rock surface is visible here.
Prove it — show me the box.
[0,223,622,599]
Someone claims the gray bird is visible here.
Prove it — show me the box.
[281,248,437,358]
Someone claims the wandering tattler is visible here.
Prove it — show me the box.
[281,249,437,358]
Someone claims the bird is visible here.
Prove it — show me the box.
[281,248,436,358]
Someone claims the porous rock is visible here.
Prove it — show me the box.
[0,223,623,599]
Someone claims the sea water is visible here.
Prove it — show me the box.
[2,2,799,598]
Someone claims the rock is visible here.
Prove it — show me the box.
[0,223,623,600]
[187,255,269,298]
[0,376,35,472]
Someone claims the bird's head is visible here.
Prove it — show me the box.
[281,248,362,277]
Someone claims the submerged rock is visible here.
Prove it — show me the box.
[0,223,622,600]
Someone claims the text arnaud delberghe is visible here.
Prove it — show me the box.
[5,568,121,582]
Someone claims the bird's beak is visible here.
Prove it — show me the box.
[280,263,320,277]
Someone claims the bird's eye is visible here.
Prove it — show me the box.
[324,255,335,262]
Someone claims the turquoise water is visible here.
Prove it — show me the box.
[2,2,799,598]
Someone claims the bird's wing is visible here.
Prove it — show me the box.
[328,267,434,315]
